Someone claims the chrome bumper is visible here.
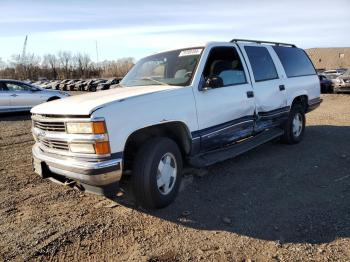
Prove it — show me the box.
[32,143,122,186]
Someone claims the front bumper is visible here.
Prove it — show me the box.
[334,82,350,92]
[32,143,122,188]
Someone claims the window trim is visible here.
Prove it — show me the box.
[244,46,279,83]
[202,46,248,88]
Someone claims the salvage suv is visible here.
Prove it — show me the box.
[31,39,321,208]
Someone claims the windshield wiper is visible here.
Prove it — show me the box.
[139,77,169,86]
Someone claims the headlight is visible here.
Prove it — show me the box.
[69,141,110,155]
[69,143,95,154]
[66,121,106,134]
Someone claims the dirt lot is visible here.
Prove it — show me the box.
[0,94,349,261]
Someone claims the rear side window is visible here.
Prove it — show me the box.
[244,46,278,82]
[273,46,316,78]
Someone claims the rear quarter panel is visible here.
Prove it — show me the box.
[284,74,320,105]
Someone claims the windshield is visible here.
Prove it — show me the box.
[121,48,203,87]
[341,69,350,76]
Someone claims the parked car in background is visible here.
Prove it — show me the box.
[0,79,69,113]
[40,81,54,89]
[58,79,71,90]
[333,69,350,93]
[50,80,62,90]
[96,78,121,91]
[88,79,107,92]
[323,69,347,77]
[32,80,46,87]
[80,79,93,91]
[67,79,80,91]
[31,39,321,209]
[318,75,333,93]
[74,80,87,91]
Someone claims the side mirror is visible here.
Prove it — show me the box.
[200,75,224,91]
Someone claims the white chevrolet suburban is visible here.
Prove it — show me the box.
[31,39,321,208]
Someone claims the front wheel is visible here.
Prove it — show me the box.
[132,137,183,209]
[281,104,305,144]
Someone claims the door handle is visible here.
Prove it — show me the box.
[279,85,285,91]
[246,91,254,98]
[10,94,18,97]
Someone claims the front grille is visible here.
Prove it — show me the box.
[37,137,69,151]
[34,121,66,132]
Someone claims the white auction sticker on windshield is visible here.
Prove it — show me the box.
[179,49,203,57]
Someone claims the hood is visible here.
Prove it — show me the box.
[31,85,180,115]
[339,75,350,80]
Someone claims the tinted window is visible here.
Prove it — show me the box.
[244,46,278,82]
[203,47,246,86]
[273,46,316,77]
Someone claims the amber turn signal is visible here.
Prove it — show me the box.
[92,121,107,134]
[94,141,111,155]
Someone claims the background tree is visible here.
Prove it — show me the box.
[58,51,72,79]
[0,51,134,80]
[43,54,58,79]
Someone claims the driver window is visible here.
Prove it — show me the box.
[203,47,246,86]
[5,82,30,91]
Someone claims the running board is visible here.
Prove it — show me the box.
[189,128,284,168]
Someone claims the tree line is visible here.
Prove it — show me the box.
[0,51,135,80]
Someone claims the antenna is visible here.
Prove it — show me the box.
[21,35,28,64]
[95,40,99,63]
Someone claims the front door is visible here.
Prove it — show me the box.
[192,45,256,151]
[5,81,43,109]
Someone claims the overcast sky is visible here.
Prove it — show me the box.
[0,0,349,62]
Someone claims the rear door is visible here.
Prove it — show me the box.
[240,44,288,131]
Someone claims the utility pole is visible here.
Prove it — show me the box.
[95,40,99,64]
[21,35,28,64]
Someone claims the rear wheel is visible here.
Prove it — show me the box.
[132,137,183,209]
[281,104,305,144]
[47,97,60,102]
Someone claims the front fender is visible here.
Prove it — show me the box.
[91,87,198,154]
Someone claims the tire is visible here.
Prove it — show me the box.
[132,137,183,209]
[47,97,60,102]
[281,104,305,144]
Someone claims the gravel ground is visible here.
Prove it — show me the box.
[0,94,349,261]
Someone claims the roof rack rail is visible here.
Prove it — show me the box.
[230,39,296,48]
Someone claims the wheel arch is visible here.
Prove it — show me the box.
[291,94,308,112]
[123,121,192,170]
[47,96,60,102]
